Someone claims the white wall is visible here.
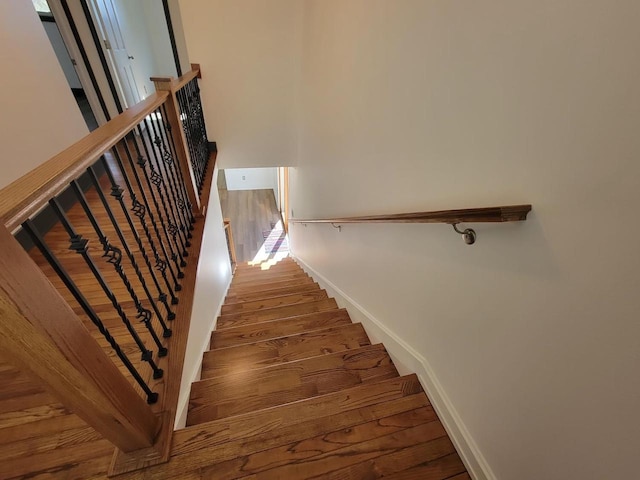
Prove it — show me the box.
[178,0,302,168]
[0,1,88,189]
[42,20,82,89]
[141,0,178,78]
[176,165,232,428]
[289,1,640,479]
[224,167,278,193]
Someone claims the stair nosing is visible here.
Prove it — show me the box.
[191,343,388,387]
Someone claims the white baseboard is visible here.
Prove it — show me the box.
[174,281,231,429]
[294,255,496,480]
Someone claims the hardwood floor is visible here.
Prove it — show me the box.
[219,188,286,262]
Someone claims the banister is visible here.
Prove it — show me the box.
[290,204,532,244]
[0,91,169,232]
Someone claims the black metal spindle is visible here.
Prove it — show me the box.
[153,107,193,241]
[127,130,185,301]
[47,197,164,381]
[22,221,159,405]
[148,111,191,253]
[79,169,173,342]
[139,121,186,273]
[119,134,180,313]
[159,103,195,230]
[189,78,210,188]
[176,85,203,192]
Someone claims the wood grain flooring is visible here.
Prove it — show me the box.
[219,188,284,262]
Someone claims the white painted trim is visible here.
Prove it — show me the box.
[293,255,496,480]
[174,280,231,429]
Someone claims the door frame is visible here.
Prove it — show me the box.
[47,0,109,126]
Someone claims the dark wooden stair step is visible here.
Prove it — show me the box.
[187,344,398,425]
[226,276,316,296]
[216,298,339,330]
[223,282,322,305]
[201,323,371,378]
[220,289,329,315]
[210,308,352,349]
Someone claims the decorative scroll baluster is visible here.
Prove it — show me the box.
[47,197,164,382]
[148,112,191,253]
[152,107,193,242]
[127,130,185,301]
[21,220,159,404]
[159,103,196,231]
[80,167,172,342]
[176,82,208,193]
[139,119,188,272]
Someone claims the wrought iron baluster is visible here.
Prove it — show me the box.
[154,107,193,239]
[159,103,195,229]
[119,133,180,313]
[47,197,163,381]
[139,119,187,275]
[189,78,210,189]
[22,220,159,404]
[177,86,203,193]
[81,166,172,343]
[141,117,188,268]
[147,113,190,255]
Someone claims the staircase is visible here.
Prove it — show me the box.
[178,257,471,479]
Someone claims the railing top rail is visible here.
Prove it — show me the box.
[290,204,532,224]
[151,64,200,92]
[0,91,169,232]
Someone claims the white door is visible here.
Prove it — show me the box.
[90,0,141,108]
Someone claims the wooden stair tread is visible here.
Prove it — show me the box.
[201,323,371,378]
[226,276,316,295]
[220,289,329,315]
[216,298,339,329]
[187,344,398,425]
[197,404,445,479]
[210,308,352,349]
[176,374,425,454]
[232,262,302,278]
[224,282,321,304]
[229,271,309,287]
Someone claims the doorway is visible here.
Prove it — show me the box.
[32,0,103,130]
[85,0,179,109]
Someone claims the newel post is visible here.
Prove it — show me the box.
[0,225,160,452]
[152,69,202,217]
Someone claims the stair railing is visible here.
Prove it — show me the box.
[290,205,532,245]
[224,217,238,271]
[0,66,214,475]
[153,63,211,201]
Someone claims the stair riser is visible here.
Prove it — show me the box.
[188,344,398,424]
[217,299,339,330]
[221,290,328,315]
[227,277,316,296]
[210,309,352,349]
[224,283,321,305]
[230,272,309,287]
[201,323,371,378]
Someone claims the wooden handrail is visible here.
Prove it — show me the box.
[290,205,532,224]
[151,63,201,93]
[0,91,169,232]
[224,218,238,270]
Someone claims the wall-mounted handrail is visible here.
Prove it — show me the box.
[224,218,238,271]
[290,204,532,244]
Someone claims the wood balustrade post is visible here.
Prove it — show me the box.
[0,225,160,453]
[152,74,202,216]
